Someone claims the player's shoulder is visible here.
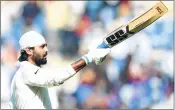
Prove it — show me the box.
[18,61,41,76]
[19,61,40,70]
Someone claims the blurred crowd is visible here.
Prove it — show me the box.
[1,1,174,109]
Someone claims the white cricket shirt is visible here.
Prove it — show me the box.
[9,61,76,109]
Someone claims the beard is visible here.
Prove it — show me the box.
[32,52,47,67]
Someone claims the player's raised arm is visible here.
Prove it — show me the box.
[21,47,110,87]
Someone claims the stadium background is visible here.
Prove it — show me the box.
[1,1,174,109]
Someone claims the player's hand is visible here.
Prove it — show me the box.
[82,48,111,65]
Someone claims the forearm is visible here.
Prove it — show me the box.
[71,47,111,72]
[71,58,87,73]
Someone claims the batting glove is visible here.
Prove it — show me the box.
[82,48,111,65]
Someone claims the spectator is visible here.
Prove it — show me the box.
[73,65,109,109]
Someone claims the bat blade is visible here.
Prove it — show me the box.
[128,1,168,34]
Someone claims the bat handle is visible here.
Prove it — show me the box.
[97,41,110,48]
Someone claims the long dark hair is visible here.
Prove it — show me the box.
[18,47,34,62]
[18,50,28,62]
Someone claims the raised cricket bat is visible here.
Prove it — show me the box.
[98,1,168,48]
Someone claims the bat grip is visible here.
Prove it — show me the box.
[97,41,110,48]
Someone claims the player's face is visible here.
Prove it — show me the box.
[32,43,48,66]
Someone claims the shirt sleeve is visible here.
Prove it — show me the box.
[21,64,76,87]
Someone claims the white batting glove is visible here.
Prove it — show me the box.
[82,48,111,65]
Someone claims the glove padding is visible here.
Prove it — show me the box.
[82,48,111,65]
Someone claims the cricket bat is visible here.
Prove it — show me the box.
[98,1,168,48]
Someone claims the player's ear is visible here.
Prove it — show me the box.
[25,48,33,56]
